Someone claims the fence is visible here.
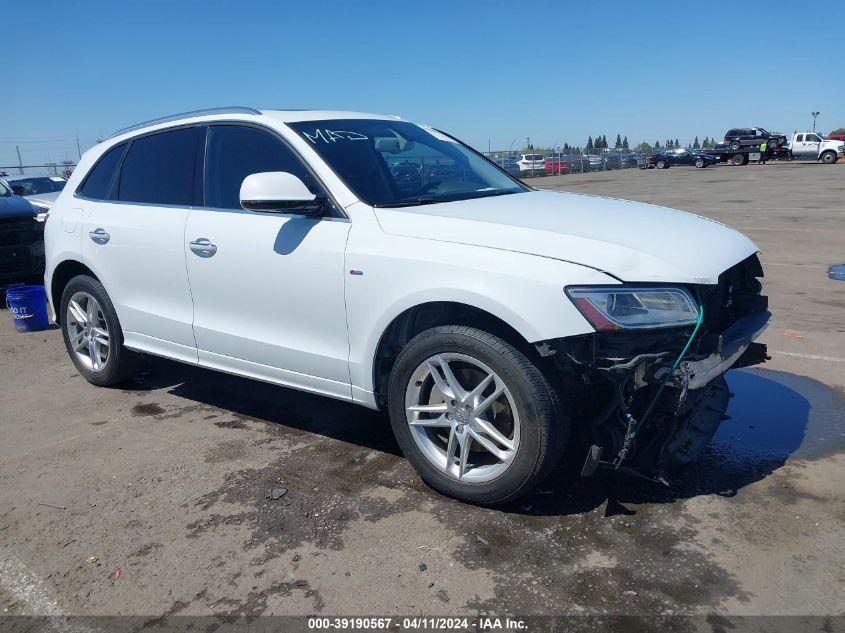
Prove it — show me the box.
[0,164,77,178]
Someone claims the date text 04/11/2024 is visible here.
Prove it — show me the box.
[307,617,528,630]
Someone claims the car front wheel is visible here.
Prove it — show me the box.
[694,158,705,168]
[60,275,140,387]
[388,326,567,505]
[656,160,668,169]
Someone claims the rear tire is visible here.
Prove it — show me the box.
[387,326,567,505]
[729,141,741,150]
[60,275,140,387]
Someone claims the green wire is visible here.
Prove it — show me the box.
[628,301,705,441]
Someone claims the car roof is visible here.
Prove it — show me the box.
[108,106,402,141]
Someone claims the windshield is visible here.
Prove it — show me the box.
[288,119,525,207]
[6,176,66,195]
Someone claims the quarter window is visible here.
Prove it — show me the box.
[117,127,202,206]
[203,125,318,210]
[78,142,127,200]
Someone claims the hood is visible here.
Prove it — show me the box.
[0,194,37,220]
[25,191,60,209]
[374,190,758,285]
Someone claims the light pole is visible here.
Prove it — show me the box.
[811,112,820,132]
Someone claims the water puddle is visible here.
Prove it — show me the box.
[828,263,845,281]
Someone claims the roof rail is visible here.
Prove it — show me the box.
[108,106,261,139]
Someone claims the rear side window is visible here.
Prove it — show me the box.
[203,125,317,210]
[78,142,127,200]
[117,127,202,205]
[796,134,804,142]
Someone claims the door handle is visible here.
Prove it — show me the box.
[88,228,110,244]
[189,238,217,257]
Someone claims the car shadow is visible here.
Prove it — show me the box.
[125,360,843,516]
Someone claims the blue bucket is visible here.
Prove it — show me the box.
[6,285,50,333]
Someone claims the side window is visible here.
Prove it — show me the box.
[795,135,803,142]
[204,125,318,210]
[807,134,821,143]
[78,142,127,200]
[117,127,201,206]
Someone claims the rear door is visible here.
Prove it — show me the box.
[80,126,202,363]
[184,124,351,398]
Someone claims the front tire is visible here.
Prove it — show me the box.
[656,160,668,169]
[729,141,741,150]
[60,275,140,387]
[821,151,838,164]
[388,326,567,505]
[694,158,705,168]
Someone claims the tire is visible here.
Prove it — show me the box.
[60,275,140,387]
[662,376,730,472]
[656,160,667,169]
[729,141,741,150]
[694,158,705,168]
[387,325,567,505]
[731,154,747,166]
[768,139,779,149]
[821,151,838,165]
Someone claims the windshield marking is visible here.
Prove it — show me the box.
[303,129,369,144]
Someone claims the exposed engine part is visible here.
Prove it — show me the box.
[541,254,768,481]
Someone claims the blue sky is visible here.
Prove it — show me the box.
[2,0,843,166]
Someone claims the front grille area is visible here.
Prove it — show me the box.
[0,217,45,285]
[693,253,768,355]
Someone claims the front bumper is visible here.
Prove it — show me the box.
[663,310,771,390]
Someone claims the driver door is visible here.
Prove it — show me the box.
[184,124,352,399]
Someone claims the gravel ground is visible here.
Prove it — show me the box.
[1,161,843,622]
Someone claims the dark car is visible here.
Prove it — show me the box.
[643,148,718,169]
[722,127,787,150]
[0,179,44,289]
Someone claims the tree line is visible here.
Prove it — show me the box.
[522,133,720,154]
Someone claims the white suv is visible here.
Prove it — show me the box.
[44,107,771,505]
[517,153,546,175]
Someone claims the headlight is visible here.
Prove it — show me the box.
[566,286,699,331]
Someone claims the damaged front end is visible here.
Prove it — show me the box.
[538,254,770,483]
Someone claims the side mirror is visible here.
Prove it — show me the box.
[239,172,324,216]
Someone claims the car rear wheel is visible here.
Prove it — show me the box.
[60,275,140,387]
[388,326,567,505]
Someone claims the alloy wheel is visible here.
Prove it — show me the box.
[65,291,110,372]
[404,353,520,482]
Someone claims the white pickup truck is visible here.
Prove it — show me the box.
[788,132,844,164]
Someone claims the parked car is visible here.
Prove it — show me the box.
[544,159,571,175]
[0,178,44,289]
[788,132,844,164]
[45,107,771,505]
[556,154,589,173]
[825,133,845,142]
[585,155,604,171]
[517,154,546,176]
[492,157,520,177]
[722,127,787,150]
[2,175,67,214]
[4,175,67,197]
[643,148,718,169]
